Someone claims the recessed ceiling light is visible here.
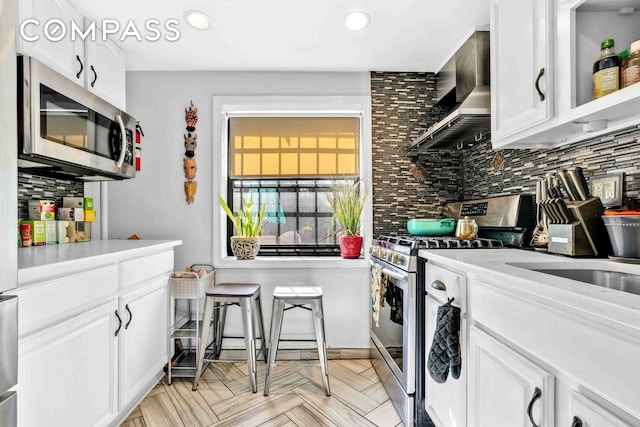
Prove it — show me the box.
[184,10,211,30]
[344,11,370,31]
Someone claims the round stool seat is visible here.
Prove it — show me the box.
[273,286,322,299]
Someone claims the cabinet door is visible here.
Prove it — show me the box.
[119,279,168,408]
[85,28,127,110]
[490,0,553,140]
[17,0,84,84]
[18,301,118,427]
[468,326,554,427]
[425,295,466,427]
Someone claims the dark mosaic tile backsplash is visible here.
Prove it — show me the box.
[17,171,84,219]
[371,71,640,236]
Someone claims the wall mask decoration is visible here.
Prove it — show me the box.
[184,133,198,158]
[183,100,199,204]
[183,158,197,180]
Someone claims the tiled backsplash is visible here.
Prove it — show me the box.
[463,131,640,205]
[371,71,640,236]
[370,72,462,237]
[17,171,83,219]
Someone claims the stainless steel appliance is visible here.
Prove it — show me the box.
[18,56,136,180]
[1,0,19,424]
[410,31,490,151]
[370,234,504,427]
[444,194,536,247]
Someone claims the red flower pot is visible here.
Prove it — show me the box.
[339,235,363,259]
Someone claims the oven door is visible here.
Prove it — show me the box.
[370,258,416,394]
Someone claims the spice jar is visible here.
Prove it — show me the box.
[620,49,630,88]
[626,40,640,88]
[455,216,478,241]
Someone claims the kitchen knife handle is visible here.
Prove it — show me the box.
[567,169,588,201]
[574,167,591,198]
[558,170,578,201]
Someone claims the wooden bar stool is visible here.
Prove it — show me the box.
[263,286,330,396]
[192,283,267,393]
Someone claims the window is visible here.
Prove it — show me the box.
[227,116,361,256]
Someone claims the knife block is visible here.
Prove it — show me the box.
[547,197,609,257]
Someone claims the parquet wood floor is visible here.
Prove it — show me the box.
[121,359,403,427]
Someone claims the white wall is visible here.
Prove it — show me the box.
[107,70,372,348]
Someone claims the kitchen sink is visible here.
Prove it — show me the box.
[507,262,640,296]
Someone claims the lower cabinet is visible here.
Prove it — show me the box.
[568,392,633,427]
[119,279,168,408]
[16,248,175,426]
[18,300,118,427]
[468,325,554,427]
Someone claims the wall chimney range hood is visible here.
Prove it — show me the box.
[410,31,490,151]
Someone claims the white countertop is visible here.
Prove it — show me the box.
[18,239,182,286]
[418,248,640,330]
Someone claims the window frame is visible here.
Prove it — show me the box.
[212,95,372,265]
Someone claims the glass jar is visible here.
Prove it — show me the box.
[620,49,630,88]
[593,39,622,99]
[455,216,478,241]
[626,40,640,87]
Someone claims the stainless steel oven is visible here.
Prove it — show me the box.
[18,56,136,180]
[370,259,416,393]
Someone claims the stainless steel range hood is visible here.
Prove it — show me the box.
[410,31,490,151]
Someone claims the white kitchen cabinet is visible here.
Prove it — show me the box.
[468,325,554,427]
[567,392,633,427]
[489,0,553,140]
[17,0,84,82]
[15,243,178,426]
[17,0,127,110]
[424,263,467,427]
[84,26,127,110]
[492,0,640,148]
[119,278,168,409]
[18,300,118,427]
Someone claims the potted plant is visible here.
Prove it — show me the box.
[327,180,367,259]
[219,195,266,260]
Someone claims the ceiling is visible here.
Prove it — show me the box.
[74,0,490,73]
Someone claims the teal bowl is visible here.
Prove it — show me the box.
[407,218,456,236]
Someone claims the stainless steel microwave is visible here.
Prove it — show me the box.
[18,56,135,180]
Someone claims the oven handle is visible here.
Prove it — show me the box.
[368,259,409,282]
[115,114,127,168]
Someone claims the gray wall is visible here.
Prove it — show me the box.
[110,70,371,266]
[107,70,372,349]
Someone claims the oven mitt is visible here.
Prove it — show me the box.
[427,300,461,383]
[371,263,387,327]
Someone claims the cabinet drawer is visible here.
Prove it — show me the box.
[121,251,173,290]
[12,265,118,338]
[425,263,466,313]
[570,392,632,427]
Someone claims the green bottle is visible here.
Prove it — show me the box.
[593,39,621,99]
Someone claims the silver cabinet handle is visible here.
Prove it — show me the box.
[431,280,446,291]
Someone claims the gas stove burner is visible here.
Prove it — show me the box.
[419,236,504,249]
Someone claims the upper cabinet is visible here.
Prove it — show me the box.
[490,0,554,140]
[17,0,127,110]
[491,0,640,149]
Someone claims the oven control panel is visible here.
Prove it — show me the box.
[459,201,488,217]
